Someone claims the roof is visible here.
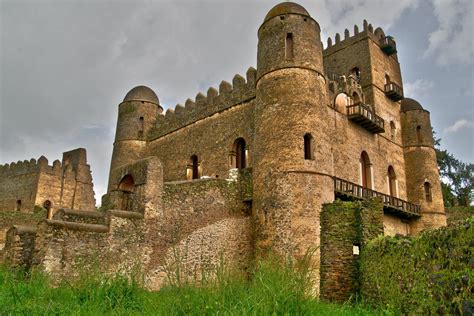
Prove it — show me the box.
[123,86,159,104]
[264,2,310,22]
[400,98,424,112]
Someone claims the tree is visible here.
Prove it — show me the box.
[434,132,474,206]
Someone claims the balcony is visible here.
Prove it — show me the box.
[380,36,397,55]
[334,177,421,218]
[347,103,385,133]
[384,82,404,101]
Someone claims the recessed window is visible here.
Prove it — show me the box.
[304,133,313,160]
[424,182,432,202]
[16,200,21,211]
[138,116,144,138]
[390,121,396,140]
[388,166,397,197]
[285,33,294,59]
[351,67,361,83]
[231,138,247,169]
[360,151,372,189]
[416,125,422,143]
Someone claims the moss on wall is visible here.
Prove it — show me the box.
[360,217,474,314]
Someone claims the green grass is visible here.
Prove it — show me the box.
[0,258,390,315]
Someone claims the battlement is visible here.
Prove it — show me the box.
[323,20,389,55]
[148,67,257,140]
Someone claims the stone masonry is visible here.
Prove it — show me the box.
[2,2,446,297]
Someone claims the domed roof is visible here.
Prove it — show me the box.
[264,2,310,22]
[401,98,424,112]
[123,86,159,104]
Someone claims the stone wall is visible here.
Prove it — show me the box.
[320,199,383,302]
[0,148,96,214]
[3,225,37,269]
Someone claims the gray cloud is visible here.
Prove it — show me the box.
[1,0,472,202]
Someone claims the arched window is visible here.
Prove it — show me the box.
[360,151,372,189]
[285,33,294,59]
[16,200,21,211]
[190,155,199,180]
[351,67,361,83]
[304,133,313,160]
[385,74,391,85]
[388,166,397,197]
[424,182,432,202]
[118,174,135,192]
[231,138,247,169]
[390,121,396,140]
[118,175,135,211]
[416,125,422,143]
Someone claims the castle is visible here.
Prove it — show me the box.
[2,2,446,296]
[0,148,95,217]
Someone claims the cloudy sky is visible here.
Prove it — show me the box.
[1,0,473,203]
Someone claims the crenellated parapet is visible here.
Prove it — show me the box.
[148,67,257,140]
[323,20,390,55]
[0,156,63,177]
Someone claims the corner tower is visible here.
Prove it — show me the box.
[400,98,446,233]
[108,86,162,191]
[253,2,334,279]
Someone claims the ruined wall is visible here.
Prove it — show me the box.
[0,148,96,214]
[2,225,37,269]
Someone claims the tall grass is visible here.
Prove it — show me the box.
[0,258,388,315]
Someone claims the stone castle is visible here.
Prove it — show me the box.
[1,2,446,296]
[0,148,95,217]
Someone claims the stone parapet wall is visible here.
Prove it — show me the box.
[148,68,256,140]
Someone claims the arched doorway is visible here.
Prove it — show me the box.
[360,151,372,190]
[118,174,134,211]
[388,166,397,197]
[232,138,247,169]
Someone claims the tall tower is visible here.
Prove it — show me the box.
[400,98,446,233]
[108,86,162,191]
[253,2,334,272]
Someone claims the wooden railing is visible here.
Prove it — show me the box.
[334,177,421,216]
[347,103,385,133]
[384,82,404,101]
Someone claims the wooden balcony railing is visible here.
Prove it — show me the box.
[380,36,397,55]
[384,82,404,101]
[347,103,385,133]
[334,177,421,217]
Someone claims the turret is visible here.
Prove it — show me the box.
[400,98,446,233]
[108,86,162,191]
[253,2,334,287]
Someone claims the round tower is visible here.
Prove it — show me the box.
[108,86,162,191]
[253,2,334,270]
[400,98,446,233]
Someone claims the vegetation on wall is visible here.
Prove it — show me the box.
[360,217,474,315]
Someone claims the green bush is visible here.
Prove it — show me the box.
[360,217,474,314]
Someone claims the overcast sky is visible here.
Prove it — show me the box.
[1,0,473,204]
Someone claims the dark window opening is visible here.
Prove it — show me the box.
[304,133,313,160]
[360,151,371,189]
[351,67,361,83]
[118,175,135,211]
[191,155,199,180]
[416,125,422,143]
[390,121,396,140]
[16,200,21,211]
[385,74,391,85]
[388,166,397,197]
[138,116,144,138]
[235,138,246,169]
[286,33,294,59]
[424,182,432,202]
